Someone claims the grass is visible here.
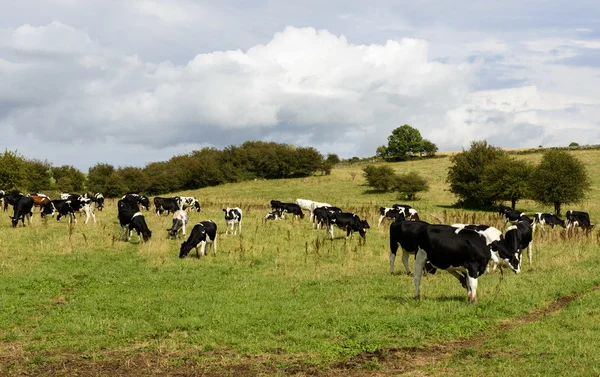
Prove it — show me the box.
[1,149,600,375]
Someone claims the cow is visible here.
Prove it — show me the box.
[117,199,152,242]
[27,194,50,214]
[295,199,332,221]
[565,210,594,232]
[411,224,492,304]
[122,194,150,211]
[499,207,532,227]
[93,193,105,211]
[223,207,242,235]
[378,207,405,226]
[179,221,218,258]
[167,210,189,239]
[154,197,180,216]
[60,193,79,201]
[313,206,342,229]
[9,196,34,228]
[70,196,97,224]
[178,196,201,212]
[42,200,77,223]
[3,192,25,211]
[532,213,565,231]
[392,204,420,221]
[451,224,502,272]
[264,209,283,222]
[277,203,305,220]
[489,220,534,273]
[0,190,4,211]
[326,212,370,240]
[270,200,282,210]
[389,217,437,275]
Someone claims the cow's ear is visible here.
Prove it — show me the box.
[499,235,504,240]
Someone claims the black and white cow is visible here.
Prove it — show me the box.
[223,207,242,235]
[264,209,283,222]
[411,225,492,304]
[0,190,4,211]
[154,197,180,216]
[122,194,150,211]
[313,206,342,229]
[389,218,437,275]
[41,200,77,223]
[178,196,201,212]
[270,200,282,210]
[565,210,594,232]
[3,192,25,211]
[167,210,189,239]
[72,196,96,224]
[60,193,80,201]
[489,220,533,273]
[392,204,419,220]
[499,207,532,227]
[326,212,370,240]
[277,203,305,220]
[93,193,105,211]
[533,213,565,231]
[180,221,218,258]
[295,199,332,222]
[9,196,34,228]
[451,224,502,272]
[118,199,152,242]
[378,207,405,226]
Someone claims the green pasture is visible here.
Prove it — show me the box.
[1,149,599,375]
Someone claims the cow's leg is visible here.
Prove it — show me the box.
[225,222,229,235]
[413,249,427,299]
[378,215,385,227]
[527,243,533,266]
[182,223,186,237]
[90,209,96,224]
[402,250,412,275]
[389,251,396,274]
[200,241,207,256]
[213,235,217,256]
[446,269,468,288]
[466,274,478,304]
[238,221,242,235]
[138,230,143,243]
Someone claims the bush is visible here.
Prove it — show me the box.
[362,165,397,192]
[482,155,533,209]
[569,142,579,147]
[394,171,429,200]
[529,150,590,215]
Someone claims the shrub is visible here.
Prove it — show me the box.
[394,171,429,200]
[362,165,396,192]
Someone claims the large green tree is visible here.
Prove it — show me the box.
[529,150,590,215]
[87,163,116,194]
[446,140,506,206]
[0,150,27,191]
[385,125,438,160]
[482,155,533,209]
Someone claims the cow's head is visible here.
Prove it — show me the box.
[9,216,18,228]
[193,201,201,212]
[358,220,370,238]
[490,237,520,273]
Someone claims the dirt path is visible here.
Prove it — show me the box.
[2,285,598,377]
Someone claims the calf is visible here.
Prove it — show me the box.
[167,210,189,239]
[180,221,218,258]
[326,212,370,240]
[392,204,419,220]
[313,206,342,229]
[42,200,77,223]
[223,207,242,235]
[565,210,594,232]
[533,213,565,231]
[264,209,283,222]
[178,196,201,212]
[93,193,105,211]
[122,194,150,210]
[378,207,405,226]
[412,225,492,304]
[154,197,180,216]
[489,221,533,272]
[9,196,34,228]
[118,199,152,242]
[278,203,305,220]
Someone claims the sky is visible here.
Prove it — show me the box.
[1,0,599,170]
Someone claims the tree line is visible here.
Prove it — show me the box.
[0,142,329,197]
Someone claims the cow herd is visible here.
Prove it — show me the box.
[1,188,595,304]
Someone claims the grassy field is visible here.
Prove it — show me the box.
[1,149,599,376]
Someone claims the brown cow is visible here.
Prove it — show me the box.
[28,194,51,214]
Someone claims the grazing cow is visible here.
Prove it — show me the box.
[264,209,283,222]
[117,199,152,242]
[42,200,77,223]
[122,194,150,211]
[154,197,180,216]
[326,212,370,240]
[392,204,419,220]
[533,213,565,231]
[178,196,201,212]
[489,220,533,273]
[167,210,189,239]
[3,192,25,211]
[93,193,105,211]
[378,207,405,226]
[411,225,492,304]
[70,196,97,224]
[27,194,50,214]
[270,200,282,210]
[9,196,34,228]
[277,203,305,220]
[499,207,532,227]
[389,218,437,275]
[179,221,218,258]
[295,199,332,221]
[223,207,242,235]
[313,206,342,229]
[565,210,594,232]
[452,224,502,272]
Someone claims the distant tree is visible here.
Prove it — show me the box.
[446,140,506,207]
[419,140,439,157]
[116,166,149,194]
[375,145,388,159]
[293,147,323,177]
[482,156,533,209]
[569,142,579,147]
[322,161,333,175]
[529,150,590,215]
[326,153,341,165]
[87,163,116,194]
[363,165,396,192]
[0,150,27,191]
[394,171,429,200]
[24,159,52,193]
[103,172,126,198]
[386,125,424,160]
[51,165,85,193]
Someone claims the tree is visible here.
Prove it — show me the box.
[375,145,388,159]
[529,150,590,215]
[0,150,27,191]
[326,154,341,165]
[51,165,86,192]
[569,142,579,147]
[87,163,116,194]
[482,156,533,209]
[363,165,396,191]
[419,140,438,157]
[446,140,506,207]
[24,159,52,193]
[386,125,424,159]
[394,171,429,200]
